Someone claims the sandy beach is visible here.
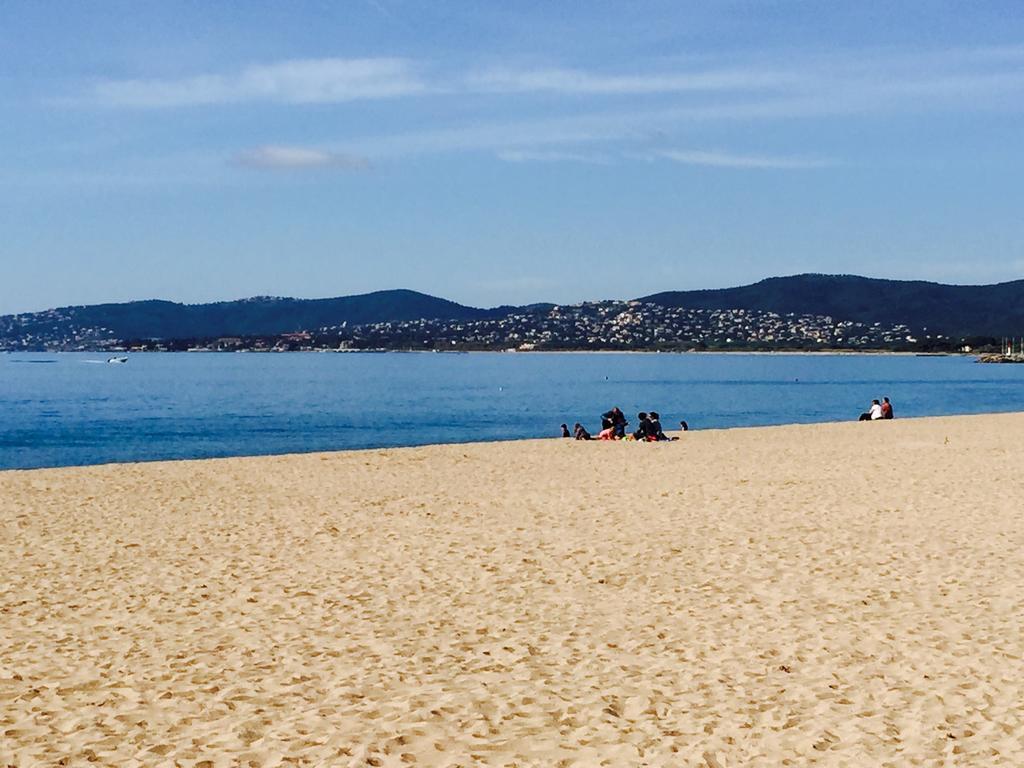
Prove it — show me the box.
[2,413,1023,767]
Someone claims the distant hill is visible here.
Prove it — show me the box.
[4,275,1023,350]
[640,274,1024,337]
[0,290,511,343]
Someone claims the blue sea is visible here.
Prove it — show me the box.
[2,351,1023,470]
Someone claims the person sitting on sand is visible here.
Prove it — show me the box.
[647,411,670,441]
[679,420,689,432]
[881,397,894,419]
[859,399,883,421]
[573,422,592,440]
[597,425,617,440]
[560,423,571,438]
[602,407,628,438]
[633,412,649,440]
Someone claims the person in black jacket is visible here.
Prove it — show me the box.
[633,412,649,440]
[647,411,670,441]
[602,407,628,438]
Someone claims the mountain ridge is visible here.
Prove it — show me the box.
[1,289,509,342]
[639,274,1024,337]
[2,275,1022,349]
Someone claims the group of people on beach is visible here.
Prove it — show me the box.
[561,406,686,442]
[562,396,896,435]
[858,396,895,421]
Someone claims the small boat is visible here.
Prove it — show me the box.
[107,356,128,364]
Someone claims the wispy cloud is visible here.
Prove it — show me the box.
[496,149,610,164]
[93,58,427,107]
[335,110,641,158]
[91,59,791,108]
[232,145,371,170]
[497,146,837,169]
[657,149,836,169]
[78,44,1024,178]
[310,100,853,162]
[467,67,797,95]
[85,45,1024,115]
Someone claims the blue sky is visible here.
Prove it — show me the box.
[2,1,1024,314]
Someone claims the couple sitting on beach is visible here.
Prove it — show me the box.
[630,411,674,441]
[858,396,894,421]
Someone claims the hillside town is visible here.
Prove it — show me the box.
[320,301,923,351]
[2,300,940,352]
[0,306,119,351]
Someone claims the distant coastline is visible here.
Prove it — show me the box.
[5,347,974,357]
[4,274,1022,355]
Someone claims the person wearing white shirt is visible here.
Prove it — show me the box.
[859,399,884,421]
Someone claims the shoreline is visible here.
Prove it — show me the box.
[6,348,972,356]
[5,409,1024,475]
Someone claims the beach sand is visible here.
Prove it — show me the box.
[2,413,1023,767]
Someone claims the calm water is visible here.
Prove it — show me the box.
[2,351,1023,470]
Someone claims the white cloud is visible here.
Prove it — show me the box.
[335,111,640,158]
[93,58,426,107]
[85,45,1024,116]
[496,149,610,164]
[467,66,797,95]
[78,45,1024,179]
[657,149,837,169]
[498,145,837,170]
[327,102,849,161]
[461,46,1024,111]
[232,145,370,170]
